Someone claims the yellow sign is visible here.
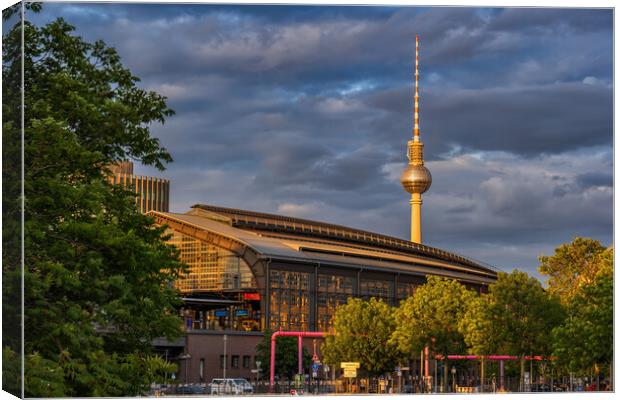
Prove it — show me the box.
[343,368,357,378]
[341,362,360,378]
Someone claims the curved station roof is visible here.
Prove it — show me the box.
[150,204,499,286]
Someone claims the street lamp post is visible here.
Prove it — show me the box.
[451,366,456,393]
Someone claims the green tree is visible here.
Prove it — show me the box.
[2,7,184,397]
[392,276,477,357]
[551,269,613,377]
[459,271,565,389]
[255,330,312,381]
[459,271,564,357]
[538,237,610,303]
[322,298,401,377]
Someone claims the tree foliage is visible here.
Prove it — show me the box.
[551,262,613,374]
[322,298,402,377]
[392,276,476,357]
[538,237,610,304]
[3,8,184,397]
[459,270,565,357]
[2,1,42,20]
[255,330,312,381]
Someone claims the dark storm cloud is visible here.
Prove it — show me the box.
[30,5,612,122]
[488,8,613,33]
[575,172,613,189]
[30,4,613,280]
[255,144,390,191]
[429,83,612,155]
[362,81,613,157]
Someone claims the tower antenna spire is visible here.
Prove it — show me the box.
[414,34,420,141]
[400,34,432,244]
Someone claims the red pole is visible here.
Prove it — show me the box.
[298,336,303,375]
[269,331,326,391]
[438,355,554,361]
[270,333,277,389]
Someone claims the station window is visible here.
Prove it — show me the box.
[397,282,417,302]
[231,355,239,369]
[243,355,251,369]
[219,355,226,369]
[317,274,354,331]
[269,270,311,331]
[360,279,394,305]
[167,231,257,293]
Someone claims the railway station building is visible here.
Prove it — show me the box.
[150,204,499,384]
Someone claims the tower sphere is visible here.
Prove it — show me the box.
[400,164,432,194]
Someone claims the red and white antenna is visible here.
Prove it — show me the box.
[414,34,421,142]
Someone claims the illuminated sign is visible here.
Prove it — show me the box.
[243,293,261,301]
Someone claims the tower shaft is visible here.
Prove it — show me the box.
[410,193,422,243]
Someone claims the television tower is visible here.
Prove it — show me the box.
[400,34,432,244]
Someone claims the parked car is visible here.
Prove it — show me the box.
[175,384,207,395]
[553,384,568,392]
[210,378,254,395]
[530,383,563,392]
[233,378,254,394]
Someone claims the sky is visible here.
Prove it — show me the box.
[26,3,613,281]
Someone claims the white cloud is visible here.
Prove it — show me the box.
[276,202,322,218]
[381,162,405,182]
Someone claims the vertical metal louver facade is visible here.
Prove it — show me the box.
[108,161,170,213]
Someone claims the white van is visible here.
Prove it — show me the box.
[210,378,253,395]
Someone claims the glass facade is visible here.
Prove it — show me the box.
[166,223,425,333]
[360,279,394,305]
[269,270,311,331]
[317,274,354,331]
[169,230,256,293]
[397,282,417,302]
